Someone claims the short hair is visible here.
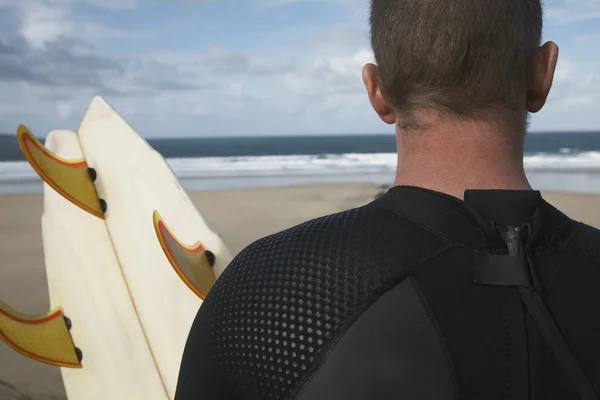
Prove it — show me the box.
[369,0,543,122]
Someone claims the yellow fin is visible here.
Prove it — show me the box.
[17,125,104,219]
[153,211,216,299]
[0,301,82,368]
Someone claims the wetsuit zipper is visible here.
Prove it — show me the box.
[502,225,599,400]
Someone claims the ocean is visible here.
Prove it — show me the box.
[1,132,600,194]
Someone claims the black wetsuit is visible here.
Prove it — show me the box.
[175,187,600,400]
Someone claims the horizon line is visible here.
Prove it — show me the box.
[1,130,599,140]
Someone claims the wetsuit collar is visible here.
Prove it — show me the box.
[373,186,544,251]
[463,189,541,227]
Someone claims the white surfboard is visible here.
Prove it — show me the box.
[42,130,168,400]
[76,96,233,397]
[5,96,233,399]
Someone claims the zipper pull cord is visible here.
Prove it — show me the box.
[506,224,599,400]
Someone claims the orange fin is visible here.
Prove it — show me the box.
[0,301,82,368]
[17,125,104,219]
[153,211,216,300]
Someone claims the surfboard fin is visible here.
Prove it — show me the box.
[153,211,217,300]
[16,125,105,219]
[0,301,82,368]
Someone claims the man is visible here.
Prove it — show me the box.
[175,0,600,399]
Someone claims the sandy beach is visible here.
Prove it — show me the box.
[1,183,599,399]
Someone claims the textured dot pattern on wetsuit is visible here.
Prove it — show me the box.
[178,205,445,399]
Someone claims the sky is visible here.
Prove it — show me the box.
[0,0,599,138]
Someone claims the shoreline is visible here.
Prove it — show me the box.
[0,183,598,399]
[2,175,600,195]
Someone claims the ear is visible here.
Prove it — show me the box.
[526,41,559,113]
[362,63,396,124]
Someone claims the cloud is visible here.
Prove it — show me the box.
[0,35,121,87]
[312,26,369,54]
[14,0,151,47]
[258,0,366,9]
[0,0,598,136]
[0,0,377,136]
[281,48,371,98]
[541,56,599,114]
[203,47,295,75]
[576,34,600,46]
[545,0,600,23]
[0,13,212,99]
[57,102,73,119]
[548,58,578,100]
[85,0,137,10]
[18,1,73,48]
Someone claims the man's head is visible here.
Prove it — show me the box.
[363,0,559,133]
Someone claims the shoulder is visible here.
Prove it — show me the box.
[186,204,446,399]
[540,200,600,263]
[568,221,600,264]
[211,203,444,303]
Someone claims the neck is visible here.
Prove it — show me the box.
[393,117,531,199]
